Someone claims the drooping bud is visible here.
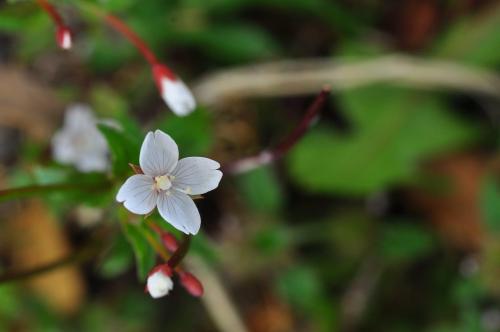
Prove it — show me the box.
[56,25,72,50]
[161,232,179,252]
[178,271,204,297]
[146,264,174,299]
[152,64,196,116]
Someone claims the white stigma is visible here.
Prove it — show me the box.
[154,175,172,191]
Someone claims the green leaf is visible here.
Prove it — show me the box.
[98,123,141,177]
[481,176,500,232]
[99,233,134,278]
[380,222,435,264]
[287,85,479,195]
[181,25,280,63]
[433,4,500,67]
[158,109,213,156]
[237,166,283,213]
[276,266,323,311]
[121,220,156,280]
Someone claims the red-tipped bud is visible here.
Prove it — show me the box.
[56,25,72,50]
[152,64,196,116]
[179,271,204,297]
[161,232,179,252]
[146,264,174,299]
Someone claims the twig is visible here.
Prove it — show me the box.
[340,256,383,332]
[186,256,248,332]
[0,181,111,203]
[223,87,330,174]
[194,55,500,105]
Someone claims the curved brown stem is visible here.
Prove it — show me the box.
[223,86,331,174]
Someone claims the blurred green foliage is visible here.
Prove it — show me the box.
[0,0,499,331]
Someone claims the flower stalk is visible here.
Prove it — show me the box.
[223,86,331,174]
[36,0,72,49]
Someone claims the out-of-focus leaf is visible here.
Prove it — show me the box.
[91,85,129,117]
[276,266,323,311]
[98,123,140,176]
[121,220,156,281]
[190,233,219,265]
[288,86,479,195]
[87,34,136,73]
[252,224,289,254]
[237,166,283,213]
[433,3,500,67]
[380,222,435,264]
[182,25,280,63]
[99,233,134,278]
[158,109,213,156]
[481,176,500,233]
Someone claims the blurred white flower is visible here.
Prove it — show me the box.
[116,129,222,235]
[153,64,196,116]
[52,104,110,172]
[147,268,174,299]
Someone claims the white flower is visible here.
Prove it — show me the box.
[52,104,110,172]
[152,64,196,116]
[147,270,174,298]
[116,130,222,235]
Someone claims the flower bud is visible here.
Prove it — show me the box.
[161,232,179,252]
[179,271,204,297]
[152,64,196,116]
[147,264,174,299]
[56,25,72,50]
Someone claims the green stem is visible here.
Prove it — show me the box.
[0,181,111,202]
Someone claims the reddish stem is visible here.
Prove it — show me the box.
[223,86,331,174]
[36,0,64,26]
[104,13,158,65]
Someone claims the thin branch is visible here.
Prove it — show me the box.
[0,181,111,203]
[223,87,330,174]
[186,256,248,332]
[167,234,191,268]
[36,0,64,26]
[194,55,500,105]
[75,1,158,65]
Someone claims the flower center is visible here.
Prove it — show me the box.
[154,175,172,191]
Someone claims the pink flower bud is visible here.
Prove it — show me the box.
[179,271,204,297]
[161,232,179,252]
[56,25,72,50]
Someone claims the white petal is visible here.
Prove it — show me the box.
[172,157,222,195]
[116,174,158,215]
[139,130,179,177]
[157,191,201,235]
[147,271,173,298]
[161,78,196,116]
[65,104,95,129]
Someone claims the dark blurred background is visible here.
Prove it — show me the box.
[0,0,500,331]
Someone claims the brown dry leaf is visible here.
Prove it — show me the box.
[410,154,487,251]
[0,66,62,141]
[7,200,85,315]
[246,293,294,332]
